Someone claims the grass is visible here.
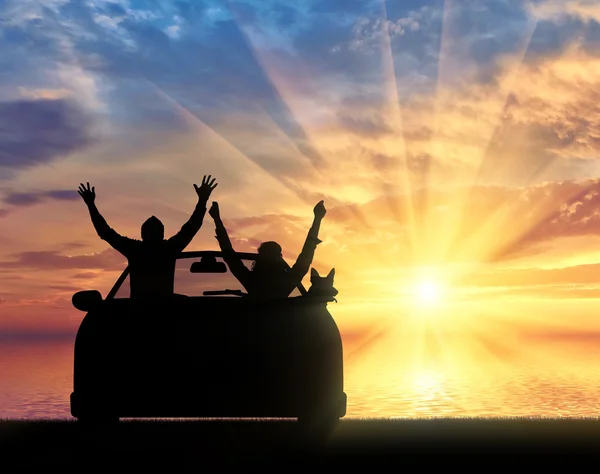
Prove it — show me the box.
[2,417,600,472]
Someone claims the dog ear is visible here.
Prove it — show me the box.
[327,268,335,279]
[311,268,319,278]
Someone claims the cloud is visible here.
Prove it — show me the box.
[45,190,80,200]
[348,15,422,53]
[228,179,600,270]
[2,0,596,204]
[17,87,72,100]
[3,189,79,206]
[476,47,600,173]
[0,189,80,218]
[3,194,41,206]
[528,0,600,23]
[336,114,393,138]
[71,271,99,279]
[202,11,600,202]
[0,98,93,171]
[351,42,600,190]
[47,284,82,292]
[340,0,533,90]
[2,1,600,298]
[0,248,126,271]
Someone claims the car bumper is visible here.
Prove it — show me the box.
[71,391,347,419]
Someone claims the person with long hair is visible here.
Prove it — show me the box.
[208,200,326,299]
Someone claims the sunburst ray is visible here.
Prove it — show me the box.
[422,2,539,266]
[380,0,418,258]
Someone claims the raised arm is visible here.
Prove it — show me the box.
[78,182,136,256]
[289,200,326,284]
[167,175,218,253]
[209,202,252,291]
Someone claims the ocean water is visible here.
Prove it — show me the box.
[1,338,600,419]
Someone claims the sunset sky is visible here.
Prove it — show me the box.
[3,0,600,404]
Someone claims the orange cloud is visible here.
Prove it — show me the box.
[528,0,600,23]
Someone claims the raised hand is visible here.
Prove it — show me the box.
[194,175,218,202]
[77,182,96,206]
[209,201,220,220]
[313,200,326,219]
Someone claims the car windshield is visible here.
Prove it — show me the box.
[175,256,247,296]
[112,255,303,298]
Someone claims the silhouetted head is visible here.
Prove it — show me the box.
[141,216,164,242]
[308,268,338,299]
[252,241,286,273]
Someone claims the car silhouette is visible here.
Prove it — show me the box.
[70,250,346,433]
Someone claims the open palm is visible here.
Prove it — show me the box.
[77,182,95,205]
[194,175,218,202]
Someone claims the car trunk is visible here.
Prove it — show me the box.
[73,296,343,418]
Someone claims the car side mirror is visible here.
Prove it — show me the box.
[72,290,103,312]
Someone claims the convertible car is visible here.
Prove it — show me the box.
[70,251,346,433]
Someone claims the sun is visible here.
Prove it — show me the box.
[391,266,452,311]
[413,279,445,307]
[417,281,441,303]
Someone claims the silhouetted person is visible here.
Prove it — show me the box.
[77,176,218,300]
[209,200,326,299]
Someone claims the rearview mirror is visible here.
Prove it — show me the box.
[190,257,227,273]
[72,290,103,312]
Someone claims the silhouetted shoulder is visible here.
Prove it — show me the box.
[100,228,141,256]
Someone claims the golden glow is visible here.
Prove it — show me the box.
[5,0,600,422]
[414,280,444,306]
